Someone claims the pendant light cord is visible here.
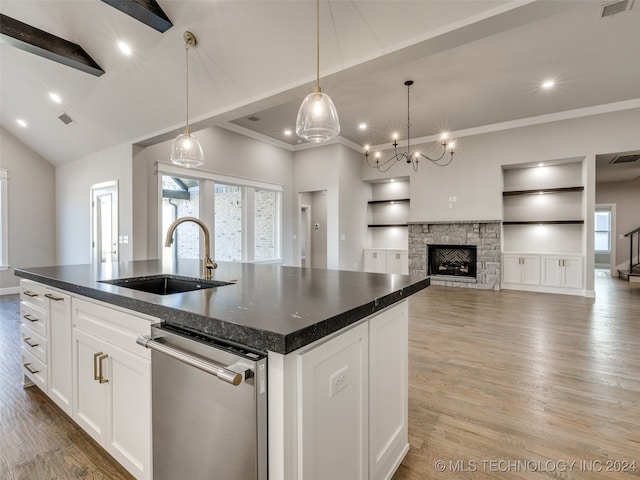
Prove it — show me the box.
[315,0,320,93]
[185,43,190,136]
[406,82,411,156]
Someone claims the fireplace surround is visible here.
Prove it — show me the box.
[409,221,501,290]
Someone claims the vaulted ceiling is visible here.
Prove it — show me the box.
[1,1,639,181]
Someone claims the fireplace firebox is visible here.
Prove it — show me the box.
[428,244,477,278]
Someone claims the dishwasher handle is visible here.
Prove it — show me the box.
[136,335,243,386]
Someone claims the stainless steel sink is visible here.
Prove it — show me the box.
[100,274,233,295]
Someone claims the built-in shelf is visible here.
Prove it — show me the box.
[368,224,409,228]
[503,220,584,225]
[367,198,410,205]
[502,186,584,196]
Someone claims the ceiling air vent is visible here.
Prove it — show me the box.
[247,116,260,122]
[610,154,640,164]
[58,112,75,125]
[600,0,633,17]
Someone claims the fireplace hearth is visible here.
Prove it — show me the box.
[428,244,477,278]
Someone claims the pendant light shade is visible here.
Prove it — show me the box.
[170,31,204,168]
[296,88,340,143]
[295,0,340,143]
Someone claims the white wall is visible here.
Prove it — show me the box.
[56,143,133,265]
[132,126,296,264]
[0,127,56,291]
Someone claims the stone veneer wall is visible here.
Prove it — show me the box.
[409,221,501,290]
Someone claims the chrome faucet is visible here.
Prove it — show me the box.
[165,216,217,279]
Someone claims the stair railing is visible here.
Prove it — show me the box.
[624,225,640,273]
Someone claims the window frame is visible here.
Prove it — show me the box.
[157,162,283,263]
[594,209,612,253]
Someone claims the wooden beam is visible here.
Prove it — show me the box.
[0,14,105,77]
[100,0,173,33]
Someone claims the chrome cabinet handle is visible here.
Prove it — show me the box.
[23,337,39,348]
[45,293,65,301]
[23,314,39,323]
[98,354,109,384]
[137,335,243,386]
[93,352,103,381]
[23,290,39,297]
[24,363,40,374]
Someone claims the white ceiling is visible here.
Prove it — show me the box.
[1,1,640,181]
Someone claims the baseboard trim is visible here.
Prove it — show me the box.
[0,286,20,295]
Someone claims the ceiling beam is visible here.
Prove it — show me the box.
[100,0,173,33]
[0,14,105,77]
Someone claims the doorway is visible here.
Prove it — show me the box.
[91,181,118,264]
[595,204,616,275]
[300,205,310,267]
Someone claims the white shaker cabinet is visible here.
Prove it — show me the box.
[72,297,152,480]
[502,254,540,285]
[541,256,583,289]
[45,288,72,416]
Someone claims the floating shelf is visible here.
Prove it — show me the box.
[502,186,584,196]
[503,220,584,225]
[368,224,409,228]
[367,198,410,205]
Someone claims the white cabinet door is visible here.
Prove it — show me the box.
[298,322,369,480]
[107,343,151,480]
[73,328,108,444]
[502,255,523,284]
[386,250,409,275]
[541,256,563,287]
[46,289,73,415]
[521,256,540,285]
[369,303,408,480]
[364,250,388,273]
[562,256,583,289]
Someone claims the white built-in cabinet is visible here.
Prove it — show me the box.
[46,288,72,415]
[365,179,410,274]
[502,161,586,295]
[364,249,409,274]
[270,300,408,480]
[72,297,152,480]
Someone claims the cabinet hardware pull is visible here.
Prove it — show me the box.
[562,259,566,267]
[23,337,39,348]
[93,352,103,381]
[23,314,39,323]
[23,290,38,297]
[44,293,65,301]
[98,354,109,384]
[24,363,40,374]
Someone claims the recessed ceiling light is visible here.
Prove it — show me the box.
[118,41,132,56]
[49,92,62,104]
[542,80,555,89]
[16,119,27,127]
[358,123,367,130]
[538,162,545,167]
[284,129,292,136]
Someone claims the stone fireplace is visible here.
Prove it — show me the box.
[409,221,501,290]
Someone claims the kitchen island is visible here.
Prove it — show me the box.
[15,259,429,480]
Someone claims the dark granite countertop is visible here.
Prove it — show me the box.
[15,260,429,354]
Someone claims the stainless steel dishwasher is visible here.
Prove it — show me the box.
[137,324,267,480]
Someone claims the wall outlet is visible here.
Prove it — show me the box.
[329,366,348,398]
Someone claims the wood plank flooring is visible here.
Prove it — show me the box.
[1,272,639,479]
[394,271,640,480]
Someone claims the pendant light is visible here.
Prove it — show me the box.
[170,31,204,168]
[295,0,340,143]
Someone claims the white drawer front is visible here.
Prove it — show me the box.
[20,302,47,338]
[20,280,47,309]
[20,324,47,364]
[22,350,47,391]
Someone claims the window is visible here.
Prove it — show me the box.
[158,164,282,263]
[0,170,8,270]
[595,209,611,252]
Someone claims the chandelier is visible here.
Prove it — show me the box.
[365,80,455,172]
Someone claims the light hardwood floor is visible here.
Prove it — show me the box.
[1,272,638,479]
